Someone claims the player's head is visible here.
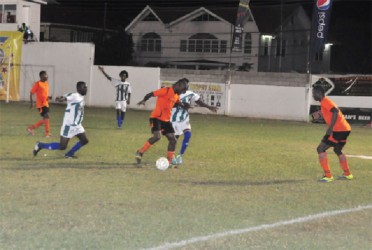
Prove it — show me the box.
[39,71,48,81]
[76,81,88,96]
[312,85,325,101]
[173,78,189,95]
[119,70,128,79]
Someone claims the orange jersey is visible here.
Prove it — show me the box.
[150,87,180,122]
[30,81,49,108]
[320,97,351,132]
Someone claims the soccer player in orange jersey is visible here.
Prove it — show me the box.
[27,71,52,137]
[312,85,353,182]
[136,78,189,167]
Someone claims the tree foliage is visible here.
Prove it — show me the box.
[93,28,134,66]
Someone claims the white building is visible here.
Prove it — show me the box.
[0,0,48,41]
[125,5,260,71]
[126,4,330,73]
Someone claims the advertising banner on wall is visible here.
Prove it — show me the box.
[161,81,226,115]
[0,31,23,101]
[231,0,250,52]
[310,75,372,125]
[309,0,334,64]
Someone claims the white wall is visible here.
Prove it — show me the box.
[19,42,370,123]
[21,42,95,104]
[91,66,160,110]
[20,42,161,110]
[229,84,309,121]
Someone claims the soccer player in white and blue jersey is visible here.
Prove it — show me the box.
[171,80,217,164]
[98,66,132,128]
[33,81,89,159]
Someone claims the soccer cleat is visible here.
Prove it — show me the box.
[33,142,41,156]
[176,154,183,165]
[319,176,334,183]
[172,157,178,165]
[45,134,52,138]
[338,174,353,180]
[64,154,78,159]
[27,127,35,136]
[135,151,143,165]
[169,164,178,169]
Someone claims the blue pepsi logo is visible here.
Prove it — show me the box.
[317,0,331,11]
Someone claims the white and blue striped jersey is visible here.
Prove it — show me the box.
[111,79,131,101]
[171,90,200,123]
[62,92,85,126]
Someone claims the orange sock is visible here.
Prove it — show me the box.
[139,141,152,154]
[319,152,332,178]
[338,154,351,176]
[167,151,175,163]
[31,119,44,129]
[44,119,50,135]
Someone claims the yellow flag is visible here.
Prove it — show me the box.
[0,31,23,101]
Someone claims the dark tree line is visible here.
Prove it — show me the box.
[92,28,134,66]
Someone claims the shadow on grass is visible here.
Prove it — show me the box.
[184,179,306,186]
[3,161,155,170]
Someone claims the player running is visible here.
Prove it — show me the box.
[27,71,52,137]
[135,78,189,167]
[312,85,353,182]
[171,81,218,165]
[98,66,132,128]
[33,81,89,159]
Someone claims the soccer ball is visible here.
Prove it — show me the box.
[156,157,169,171]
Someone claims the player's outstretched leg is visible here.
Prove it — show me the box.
[33,141,61,156]
[65,133,88,158]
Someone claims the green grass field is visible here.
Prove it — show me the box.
[1,101,371,249]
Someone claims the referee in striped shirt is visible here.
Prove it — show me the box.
[98,66,132,128]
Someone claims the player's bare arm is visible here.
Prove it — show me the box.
[55,96,67,102]
[29,93,34,108]
[137,92,154,105]
[326,107,339,135]
[174,102,190,110]
[127,93,131,105]
[195,100,218,112]
[98,66,112,81]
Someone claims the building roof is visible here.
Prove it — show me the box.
[149,5,239,25]
[25,0,49,4]
[126,3,306,34]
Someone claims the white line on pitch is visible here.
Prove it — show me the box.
[346,155,372,160]
[144,204,372,250]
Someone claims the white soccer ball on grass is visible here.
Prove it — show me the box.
[156,157,169,171]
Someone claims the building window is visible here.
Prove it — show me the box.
[180,33,227,53]
[315,51,323,61]
[262,37,269,56]
[180,40,187,52]
[191,14,219,22]
[293,39,298,47]
[0,4,16,23]
[282,40,287,57]
[244,33,252,54]
[140,32,161,52]
[276,39,287,57]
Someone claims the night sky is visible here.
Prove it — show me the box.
[41,0,371,73]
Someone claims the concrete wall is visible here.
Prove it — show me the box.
[161,69,310,121]
[20,42,95,104]
[19,42,370,123]
[20,42,161,111]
